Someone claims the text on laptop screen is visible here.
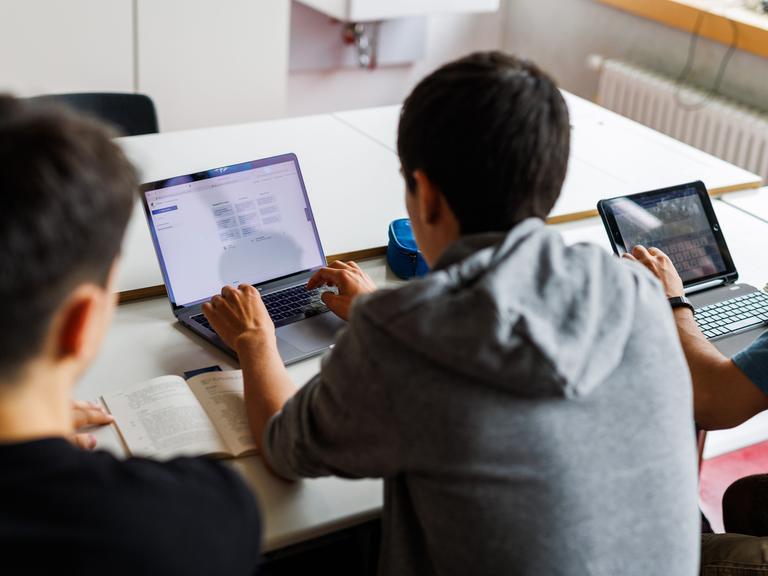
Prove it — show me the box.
[611,186,727,283]
[145,160,325,306]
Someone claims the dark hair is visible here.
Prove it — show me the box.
[0,95,138,378]
[397,52,571,234]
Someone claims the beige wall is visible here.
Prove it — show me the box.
[503,0,768,111]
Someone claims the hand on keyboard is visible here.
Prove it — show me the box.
[307,261,377,321]
[202,284,275,351]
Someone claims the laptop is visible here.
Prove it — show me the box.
[140,153,345,365]
[597,181,768,356]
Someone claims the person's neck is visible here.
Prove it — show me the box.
[0,363,73,443]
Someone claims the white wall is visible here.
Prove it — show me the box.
[503,0,768,112]
[0,0,503,130]
[137,0,290,132]
[286,9,505,116]
[0,0,133,95]
[3,1,767,131]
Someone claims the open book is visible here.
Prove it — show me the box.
[101,371,257,460]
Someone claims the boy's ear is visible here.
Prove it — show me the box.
[56,286,104,364]
[54,261,119,369]
[413,170,441,226]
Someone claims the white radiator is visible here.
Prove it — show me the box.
[595,58,768,182]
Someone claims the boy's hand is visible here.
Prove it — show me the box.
[202,284,276,353]
[623,245,685,298]
[307,261,377,321]
[70,400,114,450]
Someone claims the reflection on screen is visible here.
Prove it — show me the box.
[145,160,325,306]
[612,187,726,283]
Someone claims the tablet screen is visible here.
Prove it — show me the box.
[609,185,728,283]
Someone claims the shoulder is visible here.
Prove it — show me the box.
[87,449,257,506]
[79,450,261,541]
[0,440,261,573]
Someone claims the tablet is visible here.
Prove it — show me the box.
[597,181,738,287]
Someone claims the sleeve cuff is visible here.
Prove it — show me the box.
[732,334,768,396]
[260,411,301,481]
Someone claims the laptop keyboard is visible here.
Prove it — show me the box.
[190,283,330,334]
[696,291,768,339]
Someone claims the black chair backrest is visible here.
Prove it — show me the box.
[27,92,159,136]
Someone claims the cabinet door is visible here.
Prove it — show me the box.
[137,0,289,131]
[0,0,133,95]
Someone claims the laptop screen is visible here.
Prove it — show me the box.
[604,183,733,285]
[141,154,326,308]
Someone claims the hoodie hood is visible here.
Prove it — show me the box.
[360,218,662,399]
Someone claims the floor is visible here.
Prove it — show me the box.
[701,439,768,533]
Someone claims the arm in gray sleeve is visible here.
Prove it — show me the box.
[261,309,402,480]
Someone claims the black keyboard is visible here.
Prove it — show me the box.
[191,284,330,333]
[696,291,768,339]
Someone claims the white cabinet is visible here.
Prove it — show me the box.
[296,0,500,21]
[0,0,133,96]
[136,0,290,132]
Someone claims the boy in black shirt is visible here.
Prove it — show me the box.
[0,95,261,574]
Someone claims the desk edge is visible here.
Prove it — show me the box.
[118,181,763,304]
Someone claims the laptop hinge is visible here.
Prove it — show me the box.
[684,278,727,295]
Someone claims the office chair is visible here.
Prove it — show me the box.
[27,92,159,136]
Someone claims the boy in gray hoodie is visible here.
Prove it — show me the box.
[203,52,700,575]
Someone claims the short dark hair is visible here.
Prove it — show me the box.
[0,95,137,378]
[397,52,571,234]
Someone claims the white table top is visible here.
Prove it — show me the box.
[116,93,761,296]
[720,187,768,224]
[334,92,762,222]
[115,113,407,294]
[119,114,405,258]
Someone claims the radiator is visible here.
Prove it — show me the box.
[594,58,768,182]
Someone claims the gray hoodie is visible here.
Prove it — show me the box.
[263,218,700,576]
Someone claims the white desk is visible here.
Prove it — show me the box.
[117,94,761,297]
[334,92,763,223]
[115,113,406,296]
[720,187,768,224]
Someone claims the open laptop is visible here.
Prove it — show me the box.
[141,153,344,365]
[598,181,768,356]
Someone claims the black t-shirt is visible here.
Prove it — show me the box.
[0,438,261,575]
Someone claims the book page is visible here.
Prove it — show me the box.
[187,371,258,457]
[102,376,229,459]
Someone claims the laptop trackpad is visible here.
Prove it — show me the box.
[714,327,768,357]
[277,313,345,354]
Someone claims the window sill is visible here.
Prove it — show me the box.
[597,0,768,60]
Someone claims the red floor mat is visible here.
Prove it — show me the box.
[700,440,768,533]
